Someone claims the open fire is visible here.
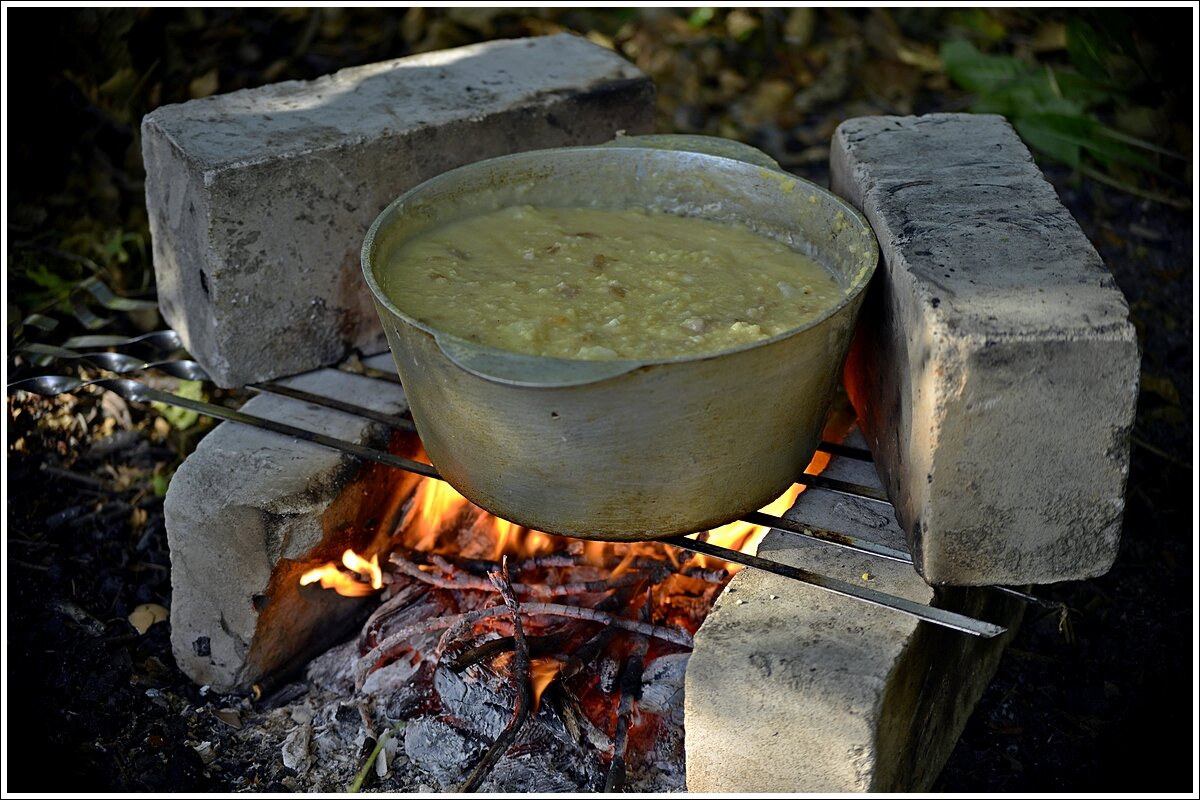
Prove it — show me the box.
[300,448,834,599]
[292,441,837,790]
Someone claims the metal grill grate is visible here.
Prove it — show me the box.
[9,335,1013,638]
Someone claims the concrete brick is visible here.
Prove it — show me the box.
[684,433,1023,792]
[831,114,1139,586]
[165,354,415,692]
[143,34,654,387]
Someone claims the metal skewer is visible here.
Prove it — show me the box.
[8,373,1006,638]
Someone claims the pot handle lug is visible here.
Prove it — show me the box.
[434,333,643,388]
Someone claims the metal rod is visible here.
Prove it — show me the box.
[814,441,874,462]
[11,374,1008,634]
[661,535,1006,638]
[742,511,913,564]
[92,378,440,479]
[794,473,890,503]
[249,381,416,431]
[337,362,404,384]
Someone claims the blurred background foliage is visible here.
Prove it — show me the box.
[6,6,1191,348]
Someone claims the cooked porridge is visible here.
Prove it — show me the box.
[379,205,844,360]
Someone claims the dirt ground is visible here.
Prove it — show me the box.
[5,8,1194,793]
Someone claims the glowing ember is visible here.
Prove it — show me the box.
[300,549,383,597]
[291,435,847,790]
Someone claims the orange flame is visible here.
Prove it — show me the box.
[529,657,562,710]
[299,549,382,597]
[302,444,837,592]
[407,480,471,551]
[688,448,834,571]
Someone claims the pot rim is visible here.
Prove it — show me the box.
[361,144,878,385]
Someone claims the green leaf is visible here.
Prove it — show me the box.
[1066,18,1110,81]
[687,7,715,30]
[940,39,1028,94]
[152,380,204,431]
[968,75,1082,118]
[1014,113,1084,167]
[1083,125,1162,173]
[1015,112,1161,173]
[22,263,74,294]
[1052,69,1114,107]
[151,471,172,497]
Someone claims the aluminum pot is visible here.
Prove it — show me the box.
[361,141,877,541]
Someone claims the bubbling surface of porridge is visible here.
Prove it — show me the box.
[380,205,844,360]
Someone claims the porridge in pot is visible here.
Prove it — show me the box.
[379,205,844,360]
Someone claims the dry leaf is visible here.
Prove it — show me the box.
[216,708,244,729]
[189,68,219,99]
[128,603,169,635]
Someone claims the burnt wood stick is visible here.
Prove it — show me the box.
[556,578,651,683]
[357,582,426,651]
[252,600,376,703]
[604,634,650,792]
[392,551,668,598]
[357,599,692,687]
[460,560,532,792]
[448,630,575,673]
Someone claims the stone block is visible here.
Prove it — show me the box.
[831,113,1139,586]
[165,354,417,692]
[143,34,654,387]
[684,434,1023,792]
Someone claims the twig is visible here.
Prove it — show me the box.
[358,582,426,651]
[448,631,574,673]
[348,721,404,793]
[682,565,732,584]
[1079,164,1191,209]
[512,553,578,571]
[1131,432,1192,470]
[357,600,692,687]
[391,552,668,598]
[460,559,531,792]
[559,624,621,683]
[389,552,494,591]
[604,634,649,792]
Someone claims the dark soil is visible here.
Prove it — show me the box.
[5,8,1194,793]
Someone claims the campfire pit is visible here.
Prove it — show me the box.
[153,354,1018,791]
[131,37,1135,794]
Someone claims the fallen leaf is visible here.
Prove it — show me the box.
[1140,373,1180,405]
[189,68,219,99]
[128,603,169,635]
[216,708,244,729]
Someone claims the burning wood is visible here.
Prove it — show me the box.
[292,437,832,790]
[299,549,383,597]
[459,559,531,792]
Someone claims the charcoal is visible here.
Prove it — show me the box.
[403,717,485,787]
[434,665,513,740]
[280,721,313,774]
[482,748,602,793]
[639,653,690,722]
[360,658,433,720]
[305,639,358,695]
